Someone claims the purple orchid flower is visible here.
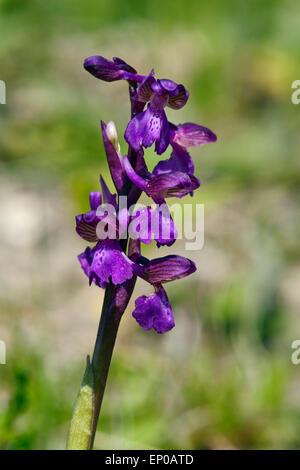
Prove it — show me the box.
[78,239,135,288]
[124,73,189,155]
[132,284,175,334]
[77,191,194,290]
[76,181,177,248]
[149,122,217,198]
[76,180,194,290]
[130,244,196,333]
[123,154,199,203]
[76,179,136,288]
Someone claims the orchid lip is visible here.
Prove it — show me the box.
[132,284,175,334]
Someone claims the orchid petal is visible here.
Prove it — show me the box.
[78,240,134,288]
[172,123,217,147]
[84,56,141,82]
[132,285,175,333]
[136,70,155,102]
[146,171,200,200]
[155,110,170,155]
[124,106,168,152]
[143,255,196,284]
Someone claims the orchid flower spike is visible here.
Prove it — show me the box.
[78,54,217,334]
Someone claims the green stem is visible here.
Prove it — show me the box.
[89,284,123,449]
[67,279,136,450]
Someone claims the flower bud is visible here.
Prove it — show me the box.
[106,121,120,153]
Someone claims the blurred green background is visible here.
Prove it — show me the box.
[1,0,300,450]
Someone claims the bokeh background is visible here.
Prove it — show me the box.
[1,0,300,450]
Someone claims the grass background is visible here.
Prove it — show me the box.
[1,0,300,449]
